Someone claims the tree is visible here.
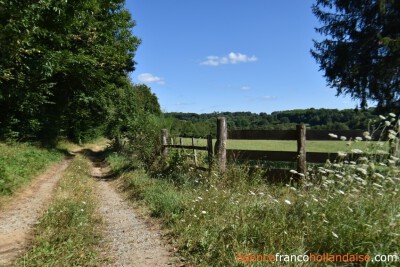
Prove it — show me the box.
[0,0,141,142]
[311,0,400,110]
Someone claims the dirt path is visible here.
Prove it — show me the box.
[0,158,71,266]
[90,151,178,267]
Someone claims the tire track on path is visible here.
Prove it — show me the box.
[0,158,72,266]
[89,150,178,267]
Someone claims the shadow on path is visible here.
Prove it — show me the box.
[80,148,119,181]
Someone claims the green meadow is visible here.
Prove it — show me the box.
[179,138,387,153]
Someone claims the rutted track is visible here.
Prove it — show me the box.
[88,150,177,267]
[0,158,72,266]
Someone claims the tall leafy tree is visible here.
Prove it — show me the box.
[311,0,400,110]
[0,0,141,142]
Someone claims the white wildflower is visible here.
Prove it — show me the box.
[289,169,298,174]
[201,210,207,215]
[328,133,338,138]
[340,136,347,141]
[389,113,396,117]
[347,206,353,212]
[379,115,386,120]
[351,149,363,154]
[357,168,368,175]
[332,231,339,238]
[355,137,363,141]
[284,200,292,205]
[338,151,347,157]
[385,121,391,126]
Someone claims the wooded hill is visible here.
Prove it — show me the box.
[166,108,378,137]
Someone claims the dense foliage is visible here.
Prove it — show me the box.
[166,108,377,137]
[311,0,400,110]
[0,0,159,143]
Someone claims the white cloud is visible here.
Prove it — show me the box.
[138,73,165,85]
[240,86,251,91]
[200,52,258,66]
[260,96,276,101]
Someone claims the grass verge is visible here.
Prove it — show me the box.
[0,142,63,206]
[108,149,400,267]
[14,154,102,267]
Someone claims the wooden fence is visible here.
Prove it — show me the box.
[163,117,397,177]
[161,129,213,170]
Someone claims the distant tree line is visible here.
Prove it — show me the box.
[166,108,378,138]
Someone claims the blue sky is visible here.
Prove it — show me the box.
[126,0,361,114]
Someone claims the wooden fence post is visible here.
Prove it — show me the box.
[296,124,306,176]
[207,134,213,170]
[216,117,227,172]
[162,129,168,157]
[192,137,198,167]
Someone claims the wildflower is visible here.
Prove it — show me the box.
[193,214,198,218]
[338,151,347,157]
[363,131,370,137]
[379,115,386,120]
[389,113,396,118]
[351,149,363,154]
[347,206,353,212]
[357,168,368,175]
[258,192,265,196]
[284,200,292,205]
[201,210,207,215]
[373,183,383,188]
[332,231,339,238]
[355,137,363,141]
[328,133,338,138]
[80,209,84,212]
[197,196,203,200]
[289,169,298,174]
[340,136,347,141]
[385,120,391,126]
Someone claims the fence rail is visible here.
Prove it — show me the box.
[161,130,213,170]
[162,117,397,178]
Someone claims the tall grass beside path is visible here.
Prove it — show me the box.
[15,155,102,266]
[0,143,63,203]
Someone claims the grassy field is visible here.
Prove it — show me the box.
[0,143,63,203]
[180,138,387,153]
